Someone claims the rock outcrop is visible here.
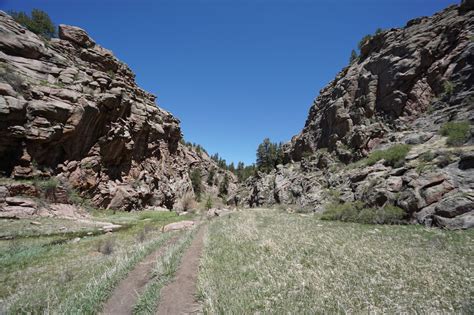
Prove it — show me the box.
[235,3,474,229]
[0,12,236,213]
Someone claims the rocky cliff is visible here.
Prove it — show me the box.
[235,2,474,229]
[0,11,236,215]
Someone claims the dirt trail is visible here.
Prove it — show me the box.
[156,225,207,314]
[101,234,181,315]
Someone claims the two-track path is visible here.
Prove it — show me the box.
[155,225,207,314]
[101,234,181,315]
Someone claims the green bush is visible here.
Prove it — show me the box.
[443,81,455,96]
[321,201,364,221]
[219,174,229,197]
[9,9,56,39]
[377,205,405,224]
[205,196,213,210]
[357,208,378,224]
[420,151,435,162]
[34,177,59,202]
[190,169,202,201]
[365,144,411,167]
[322,202,405,225]
[440,121,471,146]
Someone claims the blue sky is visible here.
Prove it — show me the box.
[1,0,459,165]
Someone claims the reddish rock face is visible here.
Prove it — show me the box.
[0,11,237,212]
[284,4,473,162]
[234,4,474,229]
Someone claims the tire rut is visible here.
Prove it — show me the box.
[155,225,207,314]
[101,234,181,315]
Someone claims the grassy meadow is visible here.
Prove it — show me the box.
[0,210,194,314]
[198,209,474,313]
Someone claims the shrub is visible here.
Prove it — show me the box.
[322,202,405,225]
[179,193,196,212]
[321,201,364,221]
[34,177,59,202]
[97,239,115,255]
[219,174,229,197]
[365,144,411,167]
[443,81,455,96]
[357,208,378,224]
[67,189,83,204]
[377,205,405,224]
[439,121,470,146]
[9,9,56,39]
[205,196,213,210]
[420,151,435,162]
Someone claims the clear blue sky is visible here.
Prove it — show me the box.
[1,0,459,165]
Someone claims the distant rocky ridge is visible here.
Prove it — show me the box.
[234,2,474,229]
[0,11,236,215]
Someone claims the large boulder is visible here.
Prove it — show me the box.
[58,24,95,48]
[434,194,474,218]
[459,152,474,170]
[434,211,474,230]
[162,220,195,232]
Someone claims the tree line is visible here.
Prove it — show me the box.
[9,9,56,39]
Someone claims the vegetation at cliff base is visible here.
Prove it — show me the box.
[321,201,405,224]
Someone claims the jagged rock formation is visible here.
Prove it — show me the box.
[235,3,474,229]
[0,12,236,214]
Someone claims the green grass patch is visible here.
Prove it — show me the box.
[198,209,473,313]
[439,121,471,146]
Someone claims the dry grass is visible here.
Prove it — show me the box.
[198,209,474,313]
[0,211,193,313]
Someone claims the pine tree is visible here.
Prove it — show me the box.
[350,49,358,63]
[207,168,215,186]
[205,196,213,209]
[190,169,202,201]
[9,9,56,39]
[256,138,283,173]
[219,174,229,197]
[236,162,245,181]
